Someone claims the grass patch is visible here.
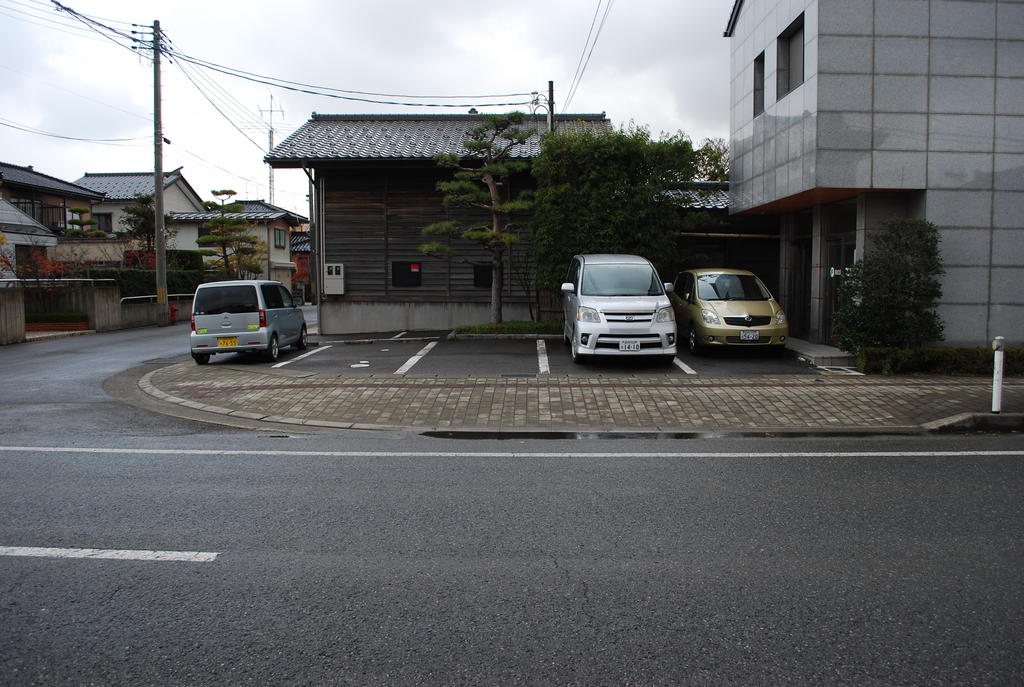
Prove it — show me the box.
[452,320,563,336]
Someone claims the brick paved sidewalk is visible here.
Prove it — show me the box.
[140,363,1024,433]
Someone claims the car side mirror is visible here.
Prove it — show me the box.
[663,282,673,293]
[560,282,575,294]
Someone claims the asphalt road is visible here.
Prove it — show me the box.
[1,324,1022,685]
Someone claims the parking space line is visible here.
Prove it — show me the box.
[391,331,408,339]
[272,344,332,368]
[537,340,550,374]
[674,358,698,375]
[394,341,437,374]
[0,545,219,563]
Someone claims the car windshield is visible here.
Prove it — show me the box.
[581,264,663,296]
[696,273,770,301]
[193,285,259,315]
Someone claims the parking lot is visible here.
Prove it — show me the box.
[198,330,820,377]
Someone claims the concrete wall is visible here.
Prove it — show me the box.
[320,301,534,335]
[23,285,122,332]
[0,287,25,344]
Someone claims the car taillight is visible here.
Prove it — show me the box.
[259,309,267,328]
[190,313,196,332]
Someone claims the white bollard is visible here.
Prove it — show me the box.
[992,336,1005,414]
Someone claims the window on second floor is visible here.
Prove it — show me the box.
[274,228,286,249]
[753,51,766,116]
[777,14,805,99]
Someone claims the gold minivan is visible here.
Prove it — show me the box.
[673,268,788,354]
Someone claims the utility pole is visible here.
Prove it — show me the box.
[547,80,555,133]
[259,95,284,204]
[152,20,168,326]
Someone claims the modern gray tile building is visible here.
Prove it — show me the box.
[725,0,1024,347]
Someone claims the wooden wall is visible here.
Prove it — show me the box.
[321,166,534,303]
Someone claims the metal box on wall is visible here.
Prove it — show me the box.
[323,263,345,295]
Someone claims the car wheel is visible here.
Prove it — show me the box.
[265,334,280,362]
[295,325,308,350]
[192,353,210,365]
[687,324,703,355]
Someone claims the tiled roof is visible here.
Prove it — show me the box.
[266,113,611,165]
[170,199,308,225]
[0,161,104,200]
[665,182,731,210]
[75,167,190,201]
[0,198,58,239]
[290,231,311,253]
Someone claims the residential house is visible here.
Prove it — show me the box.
[170,200,306,284]
[265,113,610,335]
[74,167,205,235]
[290,229,312,303]
[0,198,59,278]
[0,161,103,233]
[667,180,783,295]
[724,0,1024,347]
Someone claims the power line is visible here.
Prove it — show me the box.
[0,116,148,144]
[564,0,614,111]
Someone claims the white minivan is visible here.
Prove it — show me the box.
[561,254,677,363]
[190,280,307,365]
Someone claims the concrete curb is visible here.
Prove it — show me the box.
[922,412,1024,433]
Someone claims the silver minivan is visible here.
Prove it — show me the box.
[561,254,677,363]
[190,280,307,365]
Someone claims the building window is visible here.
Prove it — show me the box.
[274,228,286,248]
[473,264,493,289]
[392,261,422,287]
[94,213,113,232]
[753,51,765,116]
[777,14,804,99]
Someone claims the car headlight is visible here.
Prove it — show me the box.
[576,306,601,323]
[655,307,674,323]
[775,310,787,325]
[700,308,720,325]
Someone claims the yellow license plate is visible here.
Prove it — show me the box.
[217,337,238,347]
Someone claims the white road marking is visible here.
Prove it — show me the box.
[391,331,408,339]
[271,344,332,368]
[0,446,1020,460]
[674,358,697,374]
[537,340,550,374]
[0,545,218,563]
[394,341,437,374]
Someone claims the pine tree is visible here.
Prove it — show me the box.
[195,190,266,279]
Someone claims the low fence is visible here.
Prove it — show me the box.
[121,294,193,328]
[0,281,194,344]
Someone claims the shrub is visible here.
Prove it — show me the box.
[835,218,944,351]
[858,346,1023,376]
[26,312,88,323]
[452,321,562,336]
[81,268,209,297]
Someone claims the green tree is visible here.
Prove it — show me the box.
[531,126,697,289]
[694,137,730,182]
[195,190,266,279]
[117,194,175,254]
[66,206,101,237]
[834,218,944,351]
[420,112,536,324]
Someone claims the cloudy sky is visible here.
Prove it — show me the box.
[0,0,733,216]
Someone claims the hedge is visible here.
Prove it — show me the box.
[26,312,88,323]
[81,269,210,297]
[858,346,1023,376]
